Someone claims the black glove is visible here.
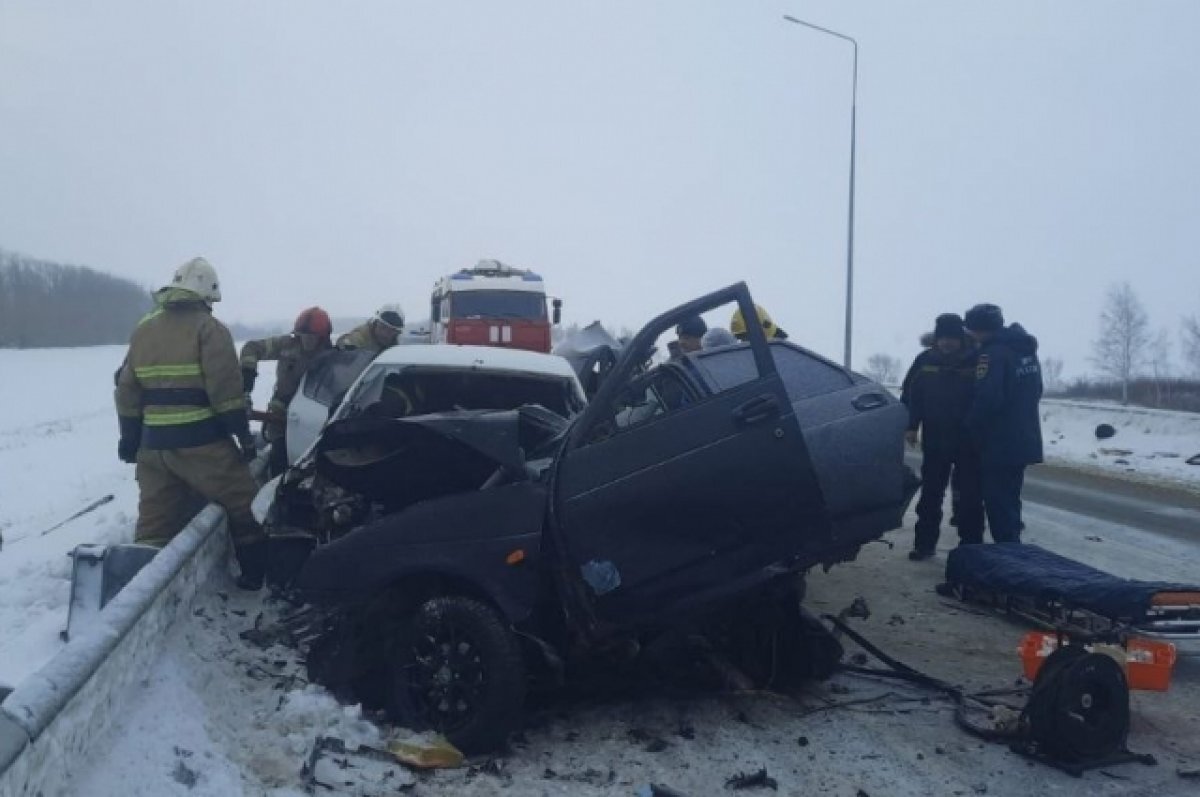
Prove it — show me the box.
[118,437,139,464]
[237,434,258,462]
[242,368,257,394]
[118,416,142,464]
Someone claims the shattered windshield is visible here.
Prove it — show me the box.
[450,290,547,320]
[339,365,582,420]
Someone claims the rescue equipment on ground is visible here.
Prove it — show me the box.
[939,543,1200,653]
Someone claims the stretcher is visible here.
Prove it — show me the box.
[940,543,1200,656]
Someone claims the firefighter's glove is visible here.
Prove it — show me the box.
[242,368,257,394]
[237,435,258,462]
[904,430,920,449]
[118,416,142,464]
[117,437,139,464]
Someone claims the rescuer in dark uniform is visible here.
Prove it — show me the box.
[963,303,1044,543]
[901,314,984,559]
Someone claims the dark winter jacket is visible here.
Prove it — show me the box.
[964,324,1044,466]
[900,346,977,455]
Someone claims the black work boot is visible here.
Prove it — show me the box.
[234,541,267,591]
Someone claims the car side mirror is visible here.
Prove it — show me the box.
[552,298,563,326]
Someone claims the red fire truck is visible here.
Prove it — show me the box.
[429,259,562,353]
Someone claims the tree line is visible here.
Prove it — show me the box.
[0,248,153,348]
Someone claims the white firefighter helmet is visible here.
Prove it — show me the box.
[374,303,405,331]
[170,257,222,302]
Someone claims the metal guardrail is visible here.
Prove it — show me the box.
[0,458,265,797]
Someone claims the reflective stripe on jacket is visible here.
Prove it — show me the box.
[115,288,248,450]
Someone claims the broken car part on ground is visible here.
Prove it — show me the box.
[250,283,919,753]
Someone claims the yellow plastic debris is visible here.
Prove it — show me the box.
[387,736,465,770]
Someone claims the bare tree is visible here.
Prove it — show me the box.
[1091,282,1150,404]
[1042,357,1064,393]
[1147,328,1173,406]
[864,353,902,386]
[1183,313,1200,377]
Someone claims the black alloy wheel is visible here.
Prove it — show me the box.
[390,596,526,754]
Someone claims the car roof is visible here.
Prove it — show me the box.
[370,344,578,379]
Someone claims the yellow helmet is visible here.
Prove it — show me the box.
[730,304,781,340]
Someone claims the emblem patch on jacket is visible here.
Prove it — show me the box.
[975,354,989,380]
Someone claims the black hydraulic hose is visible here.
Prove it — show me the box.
[826,615,958,693]
[824,614,1022,742]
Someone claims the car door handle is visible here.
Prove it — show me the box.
[852,392,888,411]
[732,394,781,425]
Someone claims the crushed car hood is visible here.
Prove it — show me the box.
[315,406,568,512]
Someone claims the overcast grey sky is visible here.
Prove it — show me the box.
[2,0,1198,375]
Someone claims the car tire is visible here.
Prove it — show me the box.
[388,596,526,754]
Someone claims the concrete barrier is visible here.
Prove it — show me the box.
[0,484,249,796]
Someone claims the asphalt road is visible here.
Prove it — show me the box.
[906,453,1200,544]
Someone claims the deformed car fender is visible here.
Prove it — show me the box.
[294,482,548,623]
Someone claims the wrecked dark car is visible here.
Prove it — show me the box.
[264,283,917,753]
[256,344,587,546]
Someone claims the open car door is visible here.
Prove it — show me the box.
[552,283,830,626]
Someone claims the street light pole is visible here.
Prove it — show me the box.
[782,14,858,371]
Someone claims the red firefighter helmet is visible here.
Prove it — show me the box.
[294,306,333,338]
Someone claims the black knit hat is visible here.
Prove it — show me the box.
[675,315,708,339]
[933,313,965,339]
[964,303,1004,333]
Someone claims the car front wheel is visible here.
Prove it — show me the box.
[388,595,526,754]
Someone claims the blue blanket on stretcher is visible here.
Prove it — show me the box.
[945,543,1198,622]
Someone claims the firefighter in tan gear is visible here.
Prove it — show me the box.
[114,258,267,590]
[336,304,404,354]
[240,307,334,475]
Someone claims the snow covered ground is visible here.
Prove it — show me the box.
[3,345,1200,794]
[1042,399,1200,489]
[0,345,275,688]
[2,350,1197,691]
[66,494,1200,796]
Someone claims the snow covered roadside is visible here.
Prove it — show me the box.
[67,586,394,797]
[0,345,276,689]
[1041,399,1200,490]
[0,346,139,688]
[68,498,1200,796]
[0,501,231,797]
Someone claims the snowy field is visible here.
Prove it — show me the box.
[1042,399,1200,488]
[0,345,275,689]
